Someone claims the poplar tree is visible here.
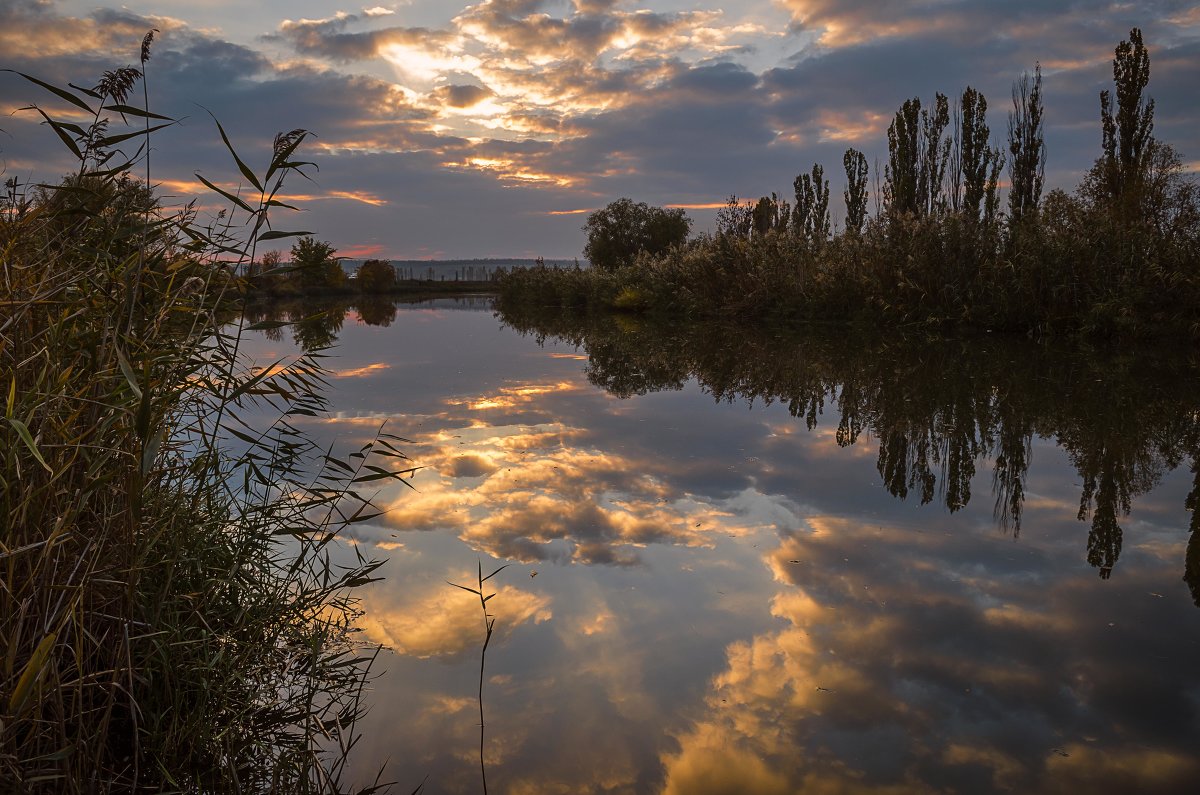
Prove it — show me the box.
[1100,28,1155,210]
[918,93,951,217]
[752,193,789,237]
[959,86,991,221]
[1008,64,1045,220]
[885,94,950,218]
[885,98,921,216]
[793,164,830,246]
[843,148,869,235]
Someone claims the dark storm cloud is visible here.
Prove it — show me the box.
[435,83,494,107]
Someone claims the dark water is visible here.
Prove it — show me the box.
[241,298,1200,794]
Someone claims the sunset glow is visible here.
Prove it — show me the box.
[1,1,1196,259]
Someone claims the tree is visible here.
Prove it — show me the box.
[843,149,869,235]
[582,198,691,270]
[919,93,952,217]
[246,249,283,293]
[357,258,396,293]
[1008,64,1046,220]
[958,86,991,220]
[291,236,344,292]
[752,193,789,238]
[885,94,951,218]
[1099,28,1155,213]
[793,164,830,246]
[886,98,922,216]
[716,195,754,239]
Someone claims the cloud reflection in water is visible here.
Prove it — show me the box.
[238,300,1200,794]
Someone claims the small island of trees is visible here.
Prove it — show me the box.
[498,28,1199,339]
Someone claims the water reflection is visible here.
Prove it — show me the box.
[499,306,1200,584]
[236,299,1200,794]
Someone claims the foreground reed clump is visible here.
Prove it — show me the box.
[1,46,410,793]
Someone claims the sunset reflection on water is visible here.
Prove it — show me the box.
[238,298,1200,794]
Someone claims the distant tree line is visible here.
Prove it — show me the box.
[517,28,1197,338]
[243,238,505,296]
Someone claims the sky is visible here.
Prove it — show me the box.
[2,0,1199,259]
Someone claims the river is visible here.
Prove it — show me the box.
[239,296,1200,794]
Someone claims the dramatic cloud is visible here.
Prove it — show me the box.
[660,520,1200,792]
[7,1,1199,256]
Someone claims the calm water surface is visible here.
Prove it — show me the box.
[241,298,1200,794]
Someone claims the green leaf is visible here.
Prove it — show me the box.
[195,173,256,214]
[4,70,94,114]
[256,230,313,242]
[26,107,82,160]
[9,632,57,715]
[209,112,264,193]
[481,563,510,583]
[68,82,103,99]
[7,418,53,473]
[114,346,143,401]
[102,104,173,121]
[141,427,164,476]
[95,122,173,148]
[351,471,399,483]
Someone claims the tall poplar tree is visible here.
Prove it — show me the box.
[1008,65,1045,220]
[843,149,869,235]
[1100,28,1155,210]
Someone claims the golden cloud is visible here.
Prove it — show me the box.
[359,577,552,657]
[361,380,785,566]
[333,362,392,378]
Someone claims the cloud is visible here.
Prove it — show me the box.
[359,575,552,657]
[659,516,1200,792]
[434,83,494,108]
[4,0,1198,259]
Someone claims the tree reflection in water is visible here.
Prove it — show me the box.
[497,304,1200,587]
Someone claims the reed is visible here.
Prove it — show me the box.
[1,44,411,793]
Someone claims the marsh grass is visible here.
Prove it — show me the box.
[1,44,412,793]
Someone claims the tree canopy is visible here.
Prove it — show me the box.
[583,198,691,270]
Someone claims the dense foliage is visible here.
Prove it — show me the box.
[582,198,692,270]
[1,46,409,793]
[500,29,1200,339]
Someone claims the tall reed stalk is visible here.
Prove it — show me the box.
[448,562,508,795]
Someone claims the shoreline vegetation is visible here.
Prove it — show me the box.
[495,29,1199,340]
[2,40,411,792]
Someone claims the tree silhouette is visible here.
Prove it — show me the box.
[1008,64,1045,220]
[582,198,690,270]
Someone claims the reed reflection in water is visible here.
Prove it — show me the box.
[239,298,1200,794]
